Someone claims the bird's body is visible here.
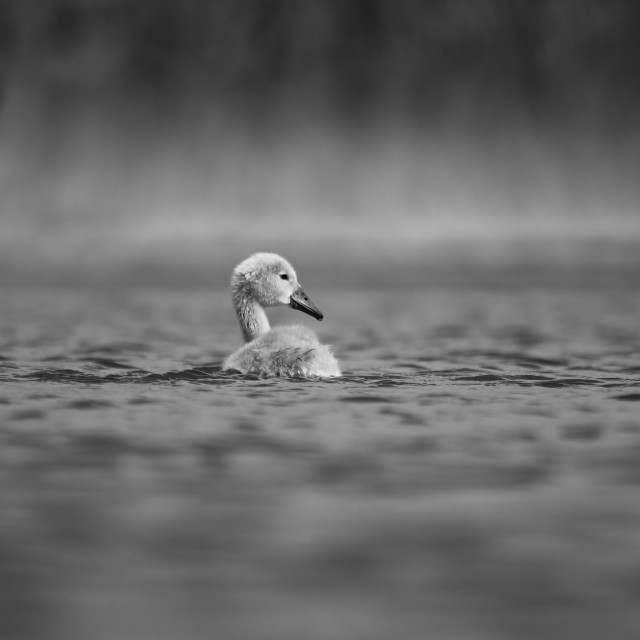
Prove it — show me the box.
[223,253,340,377]
[224,324,339,377]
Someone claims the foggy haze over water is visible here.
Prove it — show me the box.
[1,0,640,281]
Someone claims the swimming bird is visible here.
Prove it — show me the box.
[223,253,341,377]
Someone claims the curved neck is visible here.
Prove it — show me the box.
[232,287,270,343]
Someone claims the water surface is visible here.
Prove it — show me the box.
[1,286,640,640]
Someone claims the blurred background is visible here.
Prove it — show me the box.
[1,0,640,285]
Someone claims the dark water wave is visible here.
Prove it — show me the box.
[16,365,232,385]
[3,362,637,395]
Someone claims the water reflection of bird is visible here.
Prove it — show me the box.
[223,253,341,377]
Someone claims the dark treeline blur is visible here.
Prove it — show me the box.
[2,0,640,276]
[2,0,640,134]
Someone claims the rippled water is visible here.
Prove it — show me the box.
[2,285,640,640]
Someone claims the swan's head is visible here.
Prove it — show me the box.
[231,252,324,320]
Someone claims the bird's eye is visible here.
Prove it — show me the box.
[280,274,289,280]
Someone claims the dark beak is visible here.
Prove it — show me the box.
[290,287,324,320]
